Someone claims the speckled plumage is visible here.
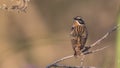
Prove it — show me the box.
[70,16,88,56]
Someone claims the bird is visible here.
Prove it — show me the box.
[70,16,88,57]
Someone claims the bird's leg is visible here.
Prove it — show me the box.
[81,46,91,52]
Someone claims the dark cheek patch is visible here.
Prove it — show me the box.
[78,20,84,24]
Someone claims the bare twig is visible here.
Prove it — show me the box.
[83,45,110,55]
[53,55,74,64]
[47,64,97,68]
[46,55,97,68]
[46,25,119,68]
[47,55,74,68]
[89,25,119,48]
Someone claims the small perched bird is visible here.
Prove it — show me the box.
[70,16,88,57]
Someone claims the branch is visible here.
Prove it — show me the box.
[47,64,97,68]
[46,25,120,68]
[46,55,74,68]
[90,25,120,47]
[46,55,97,68]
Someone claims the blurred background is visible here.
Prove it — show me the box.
[0,0,120,68]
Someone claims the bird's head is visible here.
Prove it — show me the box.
[73,16,85,27]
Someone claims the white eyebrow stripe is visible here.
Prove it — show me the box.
[75,20,81,25]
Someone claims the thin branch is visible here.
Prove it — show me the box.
[92,45,110,53]
[83,45,110,55]
[46,54,97,68]
[47,55,74,68]
[90,25,119,48]
[47,45,110,68]
[46,25,119,68]
[53,55,74,64]
[47,64,97,68]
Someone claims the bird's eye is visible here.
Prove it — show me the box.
[78,19,84,24]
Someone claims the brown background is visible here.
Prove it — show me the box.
[0,0,120,68]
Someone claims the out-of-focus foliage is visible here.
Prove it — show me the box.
[116,9,120,68]
[0,0,120,68]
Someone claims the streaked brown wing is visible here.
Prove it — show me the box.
[71,38,81,56]
[79,25,88,49]
[71,39,77,56]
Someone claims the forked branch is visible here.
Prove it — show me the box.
[46,25,119,68]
